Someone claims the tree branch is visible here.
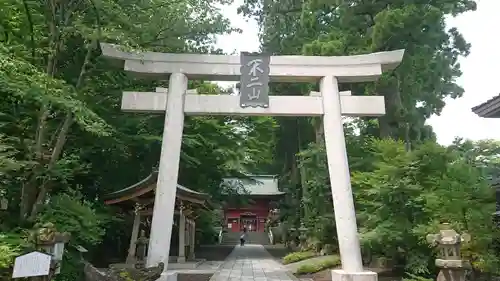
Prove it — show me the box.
[21,0,36,61]
[28,40,97,220]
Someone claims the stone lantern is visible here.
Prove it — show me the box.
[426,223,471,281]
[135,230,149,269]
[0,197,7,210]
[287,226,297,250]
[298,223,308,251]
[31,222,71,275]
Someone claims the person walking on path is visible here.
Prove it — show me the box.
[240,227,247,246]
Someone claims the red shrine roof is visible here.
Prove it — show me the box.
[222,175,285,197]
[103,169,212,209]
[472,93,500,118]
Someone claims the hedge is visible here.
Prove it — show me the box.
[294,255,341,275]
[282,251,316,264]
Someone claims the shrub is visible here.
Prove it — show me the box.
[37,192,108,281]
[0,232,24,280]
[294,255,341,275]
[282,251,316,264]
[0,244,18,269]
[403,273,433,281]
[37,192,106,246]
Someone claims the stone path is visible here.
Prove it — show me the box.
[169,261,224,274]
[209,244,297,281]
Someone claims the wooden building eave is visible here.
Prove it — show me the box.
[103,169,212,209]
[221,193,285,200]
[472,94,500,118]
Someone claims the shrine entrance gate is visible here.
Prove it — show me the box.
[100,43,404,281]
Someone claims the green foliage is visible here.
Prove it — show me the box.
[237,2,477,254]
[403,273,433,281]
[0,232,29,280]
[1,0,270,277]
[195,210,220,245]
[37,192,107,247]
[33,192,109,281]
[0,235,21,269]
[352,139,496,274]
[283,251,317,264]
[297,141,334,240]
[294,255,341,275]
[241,0,475,143]
[0,135,26,177]
[0,43,111,135]
[297,137,499,274]
[0,245,17,268]
[0,245,18,279]
[0,0,494,279]
[57,251,87,281]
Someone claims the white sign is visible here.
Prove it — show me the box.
[227,223,232,228]
[12,251,52,278]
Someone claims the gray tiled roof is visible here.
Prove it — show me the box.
[222,175,285,196]
[472,93,500,118]
[103,169,209,200]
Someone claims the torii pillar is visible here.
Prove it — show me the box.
[100,43,404,281]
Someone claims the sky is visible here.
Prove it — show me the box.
[215,0,500,146]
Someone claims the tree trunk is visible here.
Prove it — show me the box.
[23,41,96,221]
[297,122,308,220]
[377,76,403,139]
[19,9,59,220]
[314,117,324,144]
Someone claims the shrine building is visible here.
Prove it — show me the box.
[222,175,284,233]
[103,169,212,264]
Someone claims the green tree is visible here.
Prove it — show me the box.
[298,137,498,274]
[238,0,477,243]
[1,0,273,279]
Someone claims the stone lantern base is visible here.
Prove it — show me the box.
[331,269,377,281]
[437,269,467,281]
[435,259,470,281]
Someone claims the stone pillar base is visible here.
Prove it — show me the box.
[157,271,178,281]
[125,256,136,264]
[177,256,186,263]
[331,269,378,281]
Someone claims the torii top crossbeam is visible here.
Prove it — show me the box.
[100,43,404,83]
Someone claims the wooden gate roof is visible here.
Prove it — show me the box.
[103,169,212,209]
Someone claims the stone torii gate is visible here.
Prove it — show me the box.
[100,43,404,281]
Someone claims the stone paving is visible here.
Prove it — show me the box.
[209,244,296,281]
[169,261,224,274]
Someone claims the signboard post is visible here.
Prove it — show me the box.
[12,251,52,279]
[239,52,271,108]
[12,223,71,279]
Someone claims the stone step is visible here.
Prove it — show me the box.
[221,232,271,245]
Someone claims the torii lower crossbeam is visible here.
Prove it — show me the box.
[121,89,385,117]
